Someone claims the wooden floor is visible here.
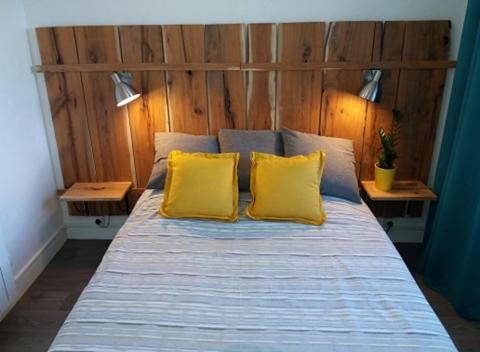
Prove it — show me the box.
[0,240,479,351]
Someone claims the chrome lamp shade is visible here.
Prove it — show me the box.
[358,69,383,102]
[111,72,141,107]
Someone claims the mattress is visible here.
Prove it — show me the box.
[49,190,456,352]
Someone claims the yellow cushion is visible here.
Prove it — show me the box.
[159,150,240,222]
[246,151,326,225]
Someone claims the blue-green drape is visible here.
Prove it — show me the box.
[423,0,480,320]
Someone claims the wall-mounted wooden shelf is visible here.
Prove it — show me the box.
[60,182,132,202]
[361,180,437,201]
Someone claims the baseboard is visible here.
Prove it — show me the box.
[64,215,424,242]
[0,224,67,320]
[66,215,126,239]
[378,217,426,243]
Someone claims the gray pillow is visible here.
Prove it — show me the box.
[146,132,219,189]
[281,128,361,203]
[218,129,284,191]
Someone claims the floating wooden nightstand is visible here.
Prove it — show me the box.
[361,180,437,217]
[59,182,132,216]
[361,181,437,201]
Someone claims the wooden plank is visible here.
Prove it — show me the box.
[324,21,381,94]
[241,61,456,70]
[320,88,369,174]
[74,26,133,183]
[362,103,394,179]
[277,22,324,133]
[205,24,246,134]
[163,25,209,134]
[36,27,95,187]
[361,21,406,180]
[322,21,382,178]
[119,25,168,187]
[361,180,437,201]
[35,60,457,73]
[35,63,236,72]
[395,21,450,182]
[246,23,276,129]
[60,182,132,202]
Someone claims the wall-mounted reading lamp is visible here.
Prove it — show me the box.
[111,72,141,107]
[358,69,383,102]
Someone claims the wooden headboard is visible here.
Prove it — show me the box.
[36,21,452,215]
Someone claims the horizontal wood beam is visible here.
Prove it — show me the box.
[34,60,456,73]
[36,63,239,73]
[243,61,456,71]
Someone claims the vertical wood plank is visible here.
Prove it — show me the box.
[323,21,381,178]
[320,88,369,173]
[36,27,95,187]
[395,21,450,182]
[324,21,381,94]
[205,24,246,134]
[74,26,133,183]
[246,23,276,130]
[119,25,168,187]
[163,25,209,135]
[277,22,324,133]
[361,21,406,181]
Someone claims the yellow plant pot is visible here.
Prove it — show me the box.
[374,163,396,191]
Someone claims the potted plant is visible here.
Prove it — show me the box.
[375,109,402,191]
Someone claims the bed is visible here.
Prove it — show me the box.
[49,190,456,351]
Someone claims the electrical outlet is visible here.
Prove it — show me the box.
[94,216,111,228]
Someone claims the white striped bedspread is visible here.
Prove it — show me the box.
[49,190,456,352]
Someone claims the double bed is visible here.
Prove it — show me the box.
[49,191,455,351]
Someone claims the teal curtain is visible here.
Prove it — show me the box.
[423,0,480,320]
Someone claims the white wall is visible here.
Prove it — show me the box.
[23,0,467,243]
[0,0,65,310]
[23,0,467,57]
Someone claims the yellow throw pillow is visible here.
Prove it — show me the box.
[246,151,326,225]
[159,150,240,222]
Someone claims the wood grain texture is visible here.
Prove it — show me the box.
[119,25,168,187]
[205,24,246,134]
[395,21,450,182]
[246,23,276,130]
[74,26,133,183]
[361,21,406,180]
[60,182,132,201]
[277,22,324,133]
[320,88,368,175]
[36,22,451,217]
[35,60,456,73]
[322,22,381,178]
[36,27,95,187]
[324,21,381,93]
[163,25,209,134]
[361,180,437,201]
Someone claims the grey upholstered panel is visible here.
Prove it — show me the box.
[146,132,219,189]
[281,128,361,203]
[218,129,284,191]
